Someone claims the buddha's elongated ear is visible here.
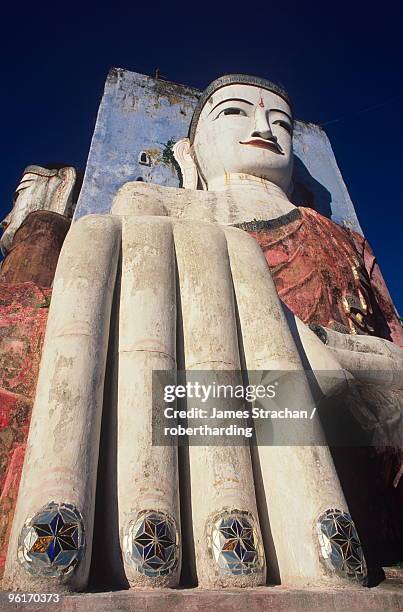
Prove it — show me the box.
[55,166,77,217]
[173,138,199,190]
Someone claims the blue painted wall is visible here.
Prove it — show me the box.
[75,67,362,234]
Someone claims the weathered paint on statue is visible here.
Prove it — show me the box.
[0,283,52,579]
[3,75,402,593]
[0,165,75,256]
[242,211,398,339]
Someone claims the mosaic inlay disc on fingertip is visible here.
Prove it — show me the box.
[208,510,264,575]
[18,502,85,577]
[316,508,366,581]
[124,510,179,577]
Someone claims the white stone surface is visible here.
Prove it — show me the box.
[118,216,181,587]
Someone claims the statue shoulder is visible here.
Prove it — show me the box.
[300,207,358,241]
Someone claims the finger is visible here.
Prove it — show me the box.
[118,216,181,587]
[3,215,121,592]
[173,220,266,588]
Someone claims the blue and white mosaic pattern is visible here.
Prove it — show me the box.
[18,502,85,577]
[316,508,367,581]
[209,510,264,575]
[124,510,179,577]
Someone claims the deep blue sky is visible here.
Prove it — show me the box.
[1,2,402,312]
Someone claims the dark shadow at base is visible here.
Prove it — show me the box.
[249,445,282,585]
[175,259,198,587]
[88,254,130,591]
[178,443,198,587]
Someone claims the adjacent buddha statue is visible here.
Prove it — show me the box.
[0,165,76,256]
[3,75,402,594]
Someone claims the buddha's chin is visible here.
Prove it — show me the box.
[233,165,291,187]
[206,171,291,193]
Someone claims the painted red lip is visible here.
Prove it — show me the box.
[239,139,283,153]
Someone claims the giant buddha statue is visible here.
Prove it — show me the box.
[3,75,402,594]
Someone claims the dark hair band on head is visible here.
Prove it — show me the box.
[188,74,292,144]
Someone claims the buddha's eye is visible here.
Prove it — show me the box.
[272,119,293,135]
[216,107,247,119]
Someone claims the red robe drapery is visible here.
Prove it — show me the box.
[239,206,403,346]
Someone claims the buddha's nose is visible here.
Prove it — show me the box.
[251,108,277,142]
[251,129,278,142]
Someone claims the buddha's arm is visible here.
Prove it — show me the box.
[367,256,403,347]
[307,325,403,388]
[349,230,403,347]
[301,319,403,488]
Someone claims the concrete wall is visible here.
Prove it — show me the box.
[75,68,362,233]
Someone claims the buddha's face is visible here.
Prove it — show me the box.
[0,167,73,256]
[193,84,293,191]
[1,172,44,254]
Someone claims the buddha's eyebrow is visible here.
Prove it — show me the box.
[15,180,34,191]
[208,98,254,115]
